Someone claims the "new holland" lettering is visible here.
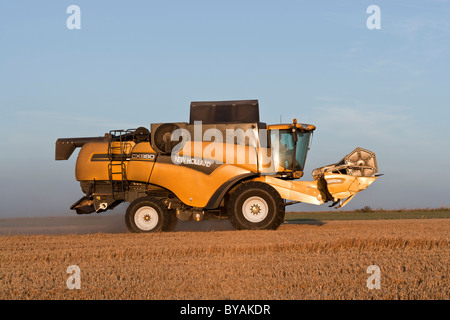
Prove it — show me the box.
[173,156,212,167]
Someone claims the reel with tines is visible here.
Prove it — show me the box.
[312,147,378,179]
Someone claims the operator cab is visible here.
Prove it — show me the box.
[267,120,315,180]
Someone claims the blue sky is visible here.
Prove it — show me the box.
[0,0,449,217]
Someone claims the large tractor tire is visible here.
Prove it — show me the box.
[125,197,169,233]
[227,181,285,230]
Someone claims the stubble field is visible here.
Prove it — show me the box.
[0,217,448,300]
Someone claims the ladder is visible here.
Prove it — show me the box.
[107,130,134,199]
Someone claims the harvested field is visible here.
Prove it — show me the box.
[0,219,448,300]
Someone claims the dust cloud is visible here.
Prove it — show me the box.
[0,214,235,235]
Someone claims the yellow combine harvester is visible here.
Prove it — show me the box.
[55,100,379,232]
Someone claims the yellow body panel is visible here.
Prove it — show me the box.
[126,142,156,182]
[149,163,251,207]
[76,142,110,181]
[176,141,259,172]
[75,141,154,183]
[150,141,260,207]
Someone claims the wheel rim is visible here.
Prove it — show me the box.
[134,206,159,231]
[242,196,269,223]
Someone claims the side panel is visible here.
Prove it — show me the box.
[75,142,110,181]
[149,160,253,208]
[75,141,156,183]
[148,141,260,208]
[126,143,157,182]
[173,141,260,173]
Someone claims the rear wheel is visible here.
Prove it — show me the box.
[228,181,285,230]
[125,197,169,233]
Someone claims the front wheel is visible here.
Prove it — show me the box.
[125,197,169,233]
[227,181,285,230]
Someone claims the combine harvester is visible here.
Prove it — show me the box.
[56,100,379,232]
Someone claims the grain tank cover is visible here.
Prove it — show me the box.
[189,100,259,124]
